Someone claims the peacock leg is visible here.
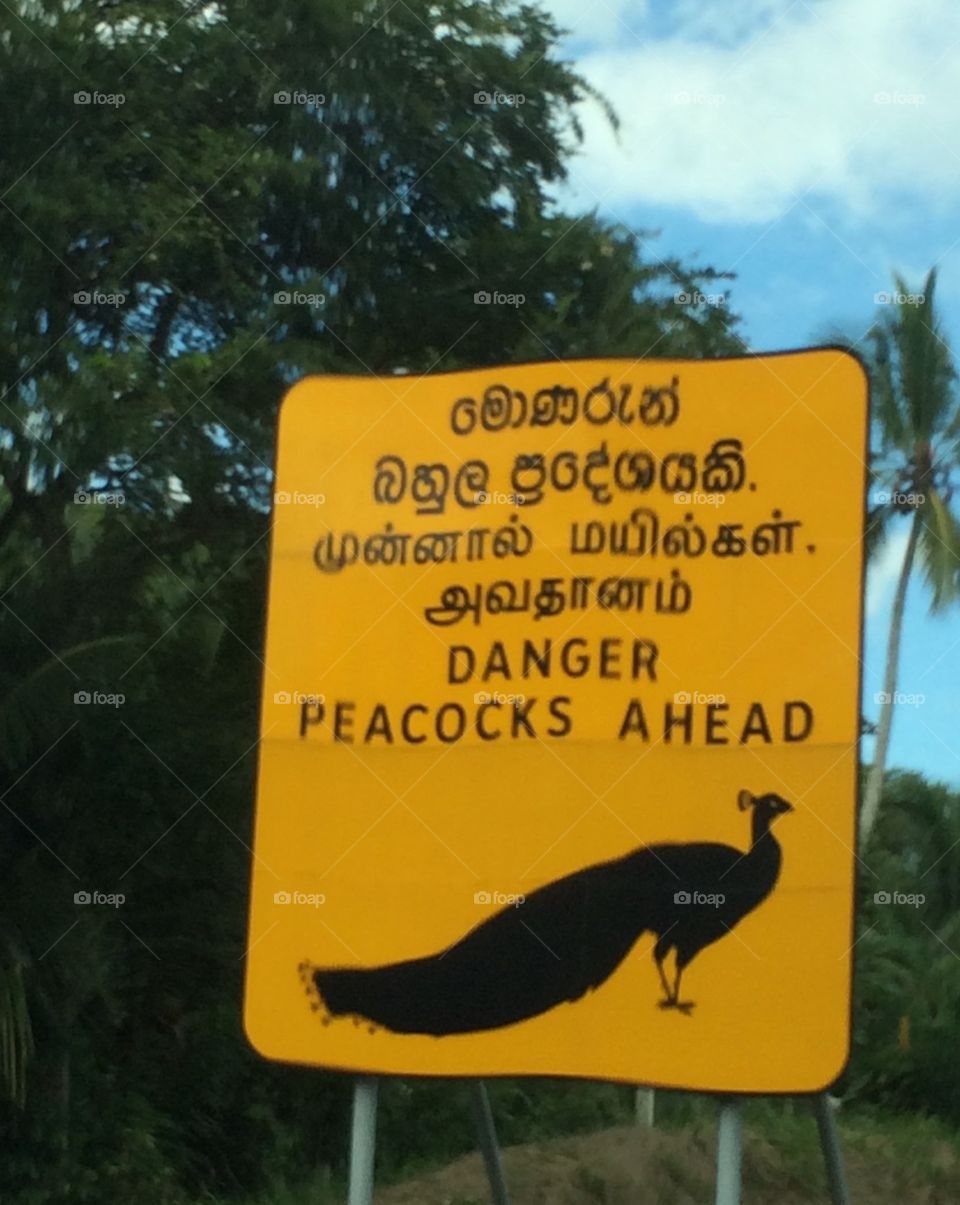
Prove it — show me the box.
[656,959,695,1014]
[655,955,674,1005]
[671,963,695,1015]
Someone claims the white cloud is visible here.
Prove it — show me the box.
[866,525,909,619]
[541,0,648,45]
[541,0,960,224]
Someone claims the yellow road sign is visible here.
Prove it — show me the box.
[244,349,867,1093]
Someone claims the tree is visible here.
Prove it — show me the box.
[860,269,960,840]
[853,771,960,1119]
[0,0,743,1197]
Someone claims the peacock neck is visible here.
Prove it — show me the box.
[751,811,776,850]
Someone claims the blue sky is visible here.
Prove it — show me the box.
[543,0,960,786]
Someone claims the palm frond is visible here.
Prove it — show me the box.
[867,321,907,452]
[890,268,956,446]
[918,489,960,611]
[865,497,894,562]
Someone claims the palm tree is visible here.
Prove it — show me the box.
[860,268,960,840]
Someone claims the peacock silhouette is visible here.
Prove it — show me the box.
[298,787,792,1035]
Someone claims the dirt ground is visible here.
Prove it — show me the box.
[375,1121,960,1205]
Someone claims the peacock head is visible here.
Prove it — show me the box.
[738,789,794,826]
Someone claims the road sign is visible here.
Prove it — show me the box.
[244,349,867,1093]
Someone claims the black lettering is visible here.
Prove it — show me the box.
[363,704,392,744]
[511,697,536,738]
[522,640,551,679]
[631,640,658,682]
[559,638,589,678]
[333,701,355,743]
[599,638,621,680]
[448,645,474,684]
[299,700,324,737]
[664,702,693,744]
[784,700,814,742]
[401,704,428,744]
[436,703,467,743]
[740,702,772,744]
[546,696,573,738]
[705,703,729,745]
[618,699,649,741]
[483,642,510,681]
[476,702,502,741]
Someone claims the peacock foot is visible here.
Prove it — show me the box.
[657,998,696,1015]
[298,959,333,1024]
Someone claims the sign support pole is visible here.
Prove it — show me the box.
[347,1077,378,1205]
[635,1087,655,1126]
[470,1081,512,1205]
[812,1094,850,1205]
[714,1095,742,1205]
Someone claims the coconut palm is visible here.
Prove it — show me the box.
[860,269,960,840]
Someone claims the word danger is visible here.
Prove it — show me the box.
[447,637,660,684]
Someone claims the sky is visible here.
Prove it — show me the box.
[541,0,960,786]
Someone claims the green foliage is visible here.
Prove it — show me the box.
[866,268,960,610]
[848,771,960,1116]
[0,0,738,1189]
[0,933,33,1108]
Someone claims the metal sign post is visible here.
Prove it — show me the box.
[635,1087,655,1126]
[347,1078,378,1205]
[347,1078,511,1205]
[813,1094,850,1205]
[470,1081,512,1205]
[714,1096,742,1205]
[711,1092,849,1205]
